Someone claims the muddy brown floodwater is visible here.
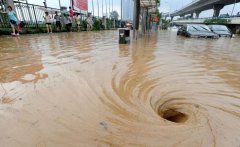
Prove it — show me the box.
[0,31,240,147]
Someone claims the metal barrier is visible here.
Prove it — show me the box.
[0,1,60,28]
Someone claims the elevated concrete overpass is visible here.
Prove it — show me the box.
[170,0,240,18]
[172,17,240,25]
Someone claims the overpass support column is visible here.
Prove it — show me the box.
[190,13,193,19]
[213,4,224,17]
[171,16,174,21]
[195,11,201,18]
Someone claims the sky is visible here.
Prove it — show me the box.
[27,0,240,18]
[160,0,240,18]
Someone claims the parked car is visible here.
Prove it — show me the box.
[177,24,219,38]
[208,25,233,38]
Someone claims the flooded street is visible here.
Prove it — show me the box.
[0,31,240,147]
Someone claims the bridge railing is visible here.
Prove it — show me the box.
[176,15,240,21]
[0,1,60,29]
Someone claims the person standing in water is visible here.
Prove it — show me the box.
[74,13,81,32]
[54,11,61,32]
[86,14,93,31]
[43,11,52,33]
[7,6,20,36]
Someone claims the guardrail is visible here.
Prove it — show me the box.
[0,1,60,28]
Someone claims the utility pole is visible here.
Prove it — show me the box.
[102,0,104,16]
[121,0,122,20]
[105,0,107,17]
[92,0,94,16]
[112,0,113,12]
[97,0,99,18]
[109,0,110,17]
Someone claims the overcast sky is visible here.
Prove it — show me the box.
[27,0,240,18]
[160,0,240,17]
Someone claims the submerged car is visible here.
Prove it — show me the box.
[208,25,233,38]
[177,24,219,39]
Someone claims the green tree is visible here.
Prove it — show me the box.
[110,10,119,20]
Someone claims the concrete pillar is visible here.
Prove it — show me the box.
[195,11,201,18]
[170,16,174,21]
[213,4,224,17]
[141,8,147,34]
[190,13,193,19]
[133,0,140,39]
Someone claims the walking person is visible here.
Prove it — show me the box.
[7,6,20,36]
[54,11,61,32]
[74,13,81,32]
[43,12,52,33]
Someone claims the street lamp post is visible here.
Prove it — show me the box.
[92,0,94,16]
[58,0,61,9]
[102,0,104,16]
[121,0,122,20]
[97,0,99,18]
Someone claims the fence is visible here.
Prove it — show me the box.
[0,1,119,33]
[0,1,60,28]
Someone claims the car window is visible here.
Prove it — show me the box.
[211,25,228,31]
[188,25,210,31]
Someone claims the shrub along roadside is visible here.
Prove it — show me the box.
[0,18,118,35]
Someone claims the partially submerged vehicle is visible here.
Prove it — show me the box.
[177,24,219,39]
[208,25,233,38]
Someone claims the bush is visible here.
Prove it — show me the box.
[106,18,112,30]
[0,28,11,35]
[161,19,169,30]
[92,20,100,31]
[204,18,230,25]
[81,20,87,31]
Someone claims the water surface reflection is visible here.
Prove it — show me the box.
[0,31,240,146]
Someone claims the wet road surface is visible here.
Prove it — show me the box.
[0,31,240,147]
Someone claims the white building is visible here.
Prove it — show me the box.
[122,0,134,21]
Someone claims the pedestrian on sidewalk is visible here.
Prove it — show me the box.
[54,11,61,32]
[7,6,20,36]
[43,11,52,33]
[74,13,81,32]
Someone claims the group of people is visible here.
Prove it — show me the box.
[43,6,93,34]
[5,5,94,36]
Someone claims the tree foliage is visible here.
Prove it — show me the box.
[204,18,230,25]
[110,11,119,20]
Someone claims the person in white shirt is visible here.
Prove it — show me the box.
[86,14,93,31]
[43,11,52,33]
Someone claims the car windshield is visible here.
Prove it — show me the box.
[188,25,210,32]
[211,25,229,31]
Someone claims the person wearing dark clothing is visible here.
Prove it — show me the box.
[54,11,61,31]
